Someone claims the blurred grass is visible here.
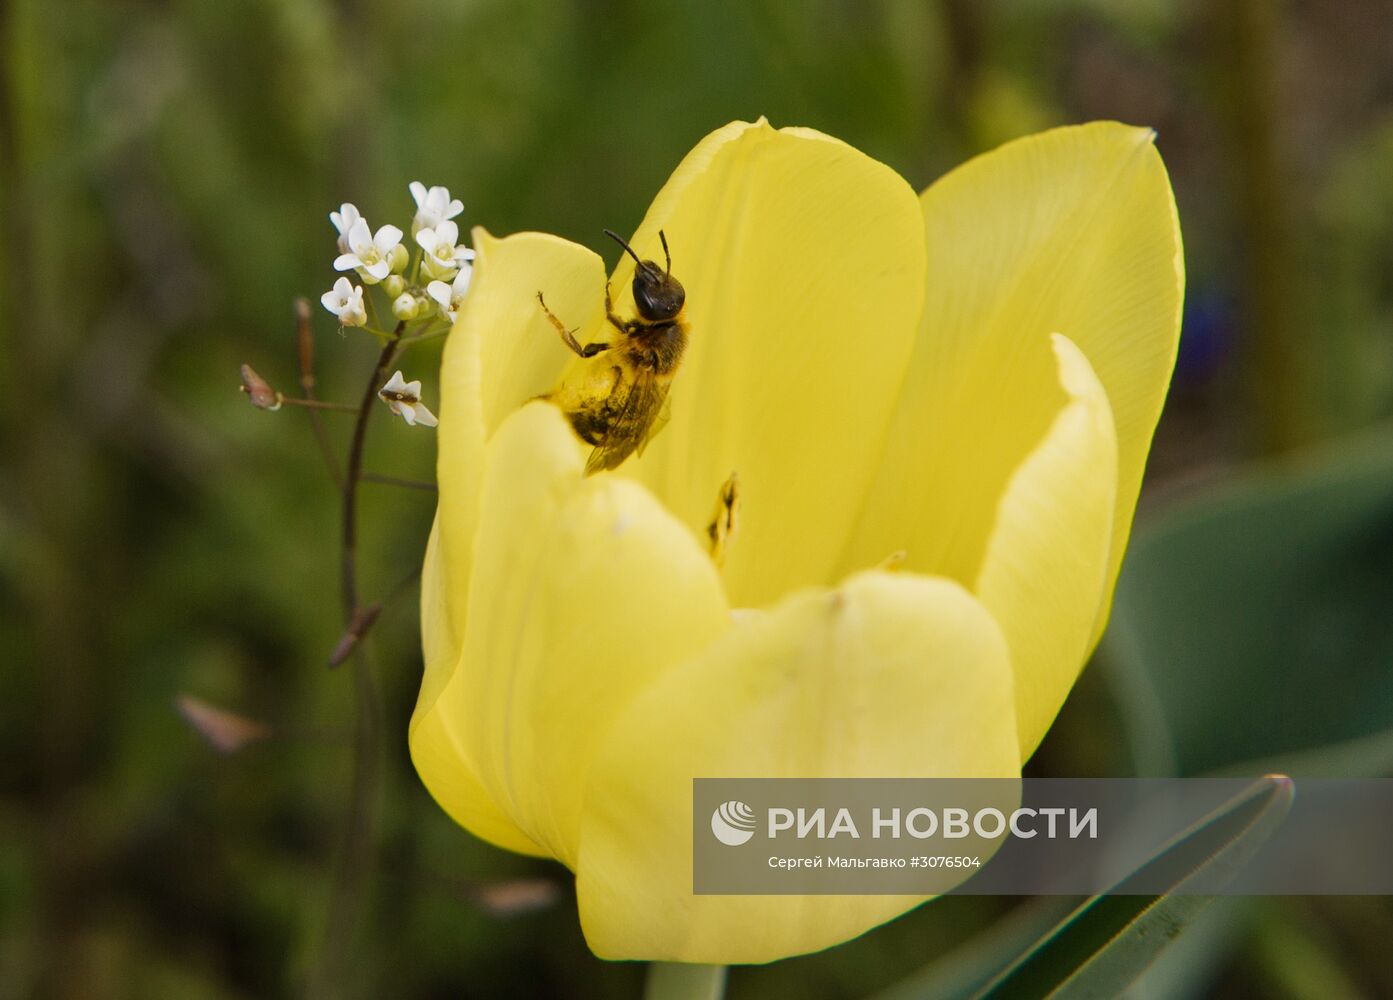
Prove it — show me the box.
[3,0,1393,997]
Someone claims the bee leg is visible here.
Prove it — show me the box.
[538,292,608,358]
[604,282,628,334]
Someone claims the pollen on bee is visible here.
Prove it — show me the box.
[706,471,740,566]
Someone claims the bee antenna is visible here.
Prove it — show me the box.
[603,229,645,269]
[658,230,672,274]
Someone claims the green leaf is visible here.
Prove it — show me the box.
[967,775,1293,1000]
[1102,424,1393,776]
[867,897,1081,1000]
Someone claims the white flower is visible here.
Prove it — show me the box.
[320,277,367,327]
[329,203,362,253]
[409,181,463,234]
[426,265,473,322]
[415,220,476,280]
[377,370,438,428]
[334,218,404,283]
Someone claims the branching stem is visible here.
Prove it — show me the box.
[307,320,403,1000]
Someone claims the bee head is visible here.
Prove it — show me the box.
[606,229,685,322]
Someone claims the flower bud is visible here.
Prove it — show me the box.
[239,364,282,410]
[383,274,406,298]
[389,243,410,274]
[392,293,420,321]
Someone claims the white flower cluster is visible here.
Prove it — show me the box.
[317,182,473,428]
[319,181,475,328]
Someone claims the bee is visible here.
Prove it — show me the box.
[537,229,687,474]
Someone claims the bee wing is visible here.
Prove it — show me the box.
[586,368,670,474]
[636,390,674,458]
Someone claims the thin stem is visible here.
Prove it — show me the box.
[325,562,421,669]
[365,287,384,331]
[360,471,437,492]
[341,324,403,609]
[644,964,727,1000]
[393,325,449,350]
[307,321,402,1000]
[294,298,344,489]
[280,396,358,413]
[1216,0,1305,453]
[379,562,422,612]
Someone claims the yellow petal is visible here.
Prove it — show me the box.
[575,572,1018,963]
[421,228,606,684]
[590,120,927,609]
[924,122,1182,643]
[432,402,730,864]
[839,121,1181,731]
[413,231,610,855]
[975,334,1118,756]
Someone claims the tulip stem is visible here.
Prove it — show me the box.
[643,963,727,1000]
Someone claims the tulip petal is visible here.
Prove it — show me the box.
[975,334,1118,756]
[420,228,606,680]
[575,571,1017,963]
[588,120,926,609]
[839,122,1180,739]
[413,232,608,854]
[432,402,730,864]
[928,123,1182,643]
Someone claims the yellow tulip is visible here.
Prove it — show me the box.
[411,119,1183,964]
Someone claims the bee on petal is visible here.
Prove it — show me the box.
[539,229,687,474]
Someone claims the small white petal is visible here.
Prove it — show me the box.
[412,402,438,428]
[436,220,459,245]
[415,228,440,253]
[452,265,473,297]
[443,198,463,221]
[330,203,360,234]
[363,259,392,281]
[399,404,418,426]
[409,181,427,207]
[373,224,403,252]
[333,253,362,272]
[346,218,373,254]
[426,280,452,311]
[382,371,409,394]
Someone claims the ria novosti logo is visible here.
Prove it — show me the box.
[710,800,757,846]
[708,799,1100,846]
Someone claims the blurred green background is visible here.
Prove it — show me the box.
[3,0,1393,997]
